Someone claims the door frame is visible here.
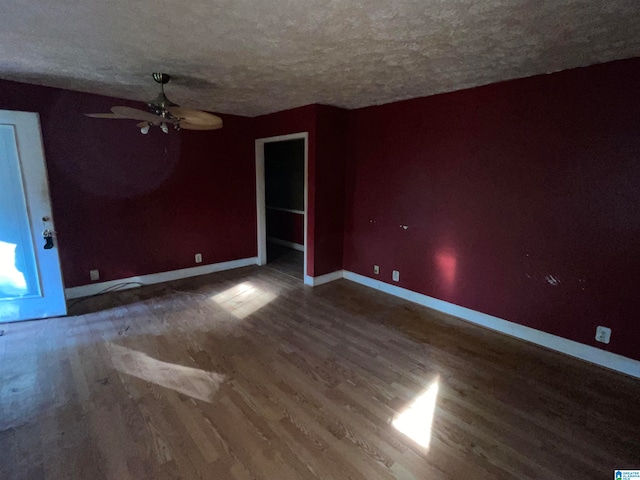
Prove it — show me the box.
[255,132,309,284]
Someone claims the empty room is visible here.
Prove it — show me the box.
[1,1,639,479]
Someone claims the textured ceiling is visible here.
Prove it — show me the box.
[1,0,639,117]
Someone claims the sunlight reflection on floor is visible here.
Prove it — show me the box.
[108,343,225,402]
[211,281,277,319]
[392,377,439,449]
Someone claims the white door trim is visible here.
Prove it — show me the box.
[255,132,309,283]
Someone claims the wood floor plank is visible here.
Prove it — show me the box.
[2,265,639,479]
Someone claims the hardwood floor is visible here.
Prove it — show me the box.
[1,266,638,479]
[266,242,304,280]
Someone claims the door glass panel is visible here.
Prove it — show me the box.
[0,125,41,300]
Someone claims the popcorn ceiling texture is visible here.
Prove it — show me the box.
[1,0,639,116]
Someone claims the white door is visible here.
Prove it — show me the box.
[0,110,66,322]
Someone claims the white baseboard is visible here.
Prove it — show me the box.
[267,237,304,252]
[343,271,640,380]
[305,270,344,287]
[65,257,259,299]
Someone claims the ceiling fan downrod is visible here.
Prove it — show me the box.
[148,73,178,119]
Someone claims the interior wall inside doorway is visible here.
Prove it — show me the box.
[265,139,305,247]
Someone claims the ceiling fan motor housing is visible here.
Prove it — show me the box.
[148,92,178,111]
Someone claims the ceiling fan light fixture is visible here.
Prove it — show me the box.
[160,122,169,134]
[140,124,150,134]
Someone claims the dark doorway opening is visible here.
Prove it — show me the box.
[264,139,305,280]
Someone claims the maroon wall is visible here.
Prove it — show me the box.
[0,79,256,287]
[6,57,639,363]
[266,210,304,245]
[344,58,640,361]
[314,105,348,276]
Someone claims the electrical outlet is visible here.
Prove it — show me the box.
[90,269,100,281]
[195,253,203,263]
[374,265,380,275]
[392,270,400,282]
[595,326,611,344]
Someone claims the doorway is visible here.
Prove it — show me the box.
[255,133,308,282]
[0,110,66,322]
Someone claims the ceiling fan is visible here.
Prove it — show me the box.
[85,73,223,134]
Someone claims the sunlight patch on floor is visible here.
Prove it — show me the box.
[392,377,439,449]
[108,343,225,402]
[211,281,277,319]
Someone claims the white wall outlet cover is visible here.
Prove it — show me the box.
[89,269,100,281]
[392,270,399,282]
[595,326,611,344]
[195,253,203,263]
[374,265,380,274]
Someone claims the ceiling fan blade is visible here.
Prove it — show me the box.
[136,121,149,128]
[85,113,124,119]
[111,106,176,124]
[179,121,223,131]
[168,107,223,129]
